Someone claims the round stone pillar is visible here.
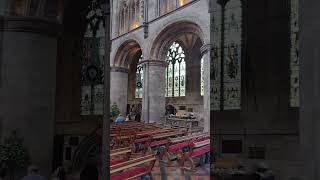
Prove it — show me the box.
[201,44,211,132]
[110,67,128,115]
[141,60,166,123]
[0,17,59,176]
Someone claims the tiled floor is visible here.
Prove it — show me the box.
[151,158,210,180]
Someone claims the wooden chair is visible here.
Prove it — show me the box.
[179,139,210,171]
[160,133,209,165]
[110,154,156,180]
[110,147,133,166]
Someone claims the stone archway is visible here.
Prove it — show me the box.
[111,39,142,116]
[143,21,210,131]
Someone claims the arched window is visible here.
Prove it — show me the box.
[165,42,186,97]
[201,56,204,96]
[158,0,194,16]
[135,54,144,98]
[131,0,140,29]
[290,0,299,107]
[80,0,105,115]
[119,1,129,35]
[118,0,140,35]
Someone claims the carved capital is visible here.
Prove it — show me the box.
[110,66,129,73]
[200,44,212,55]
[139,60,167,67]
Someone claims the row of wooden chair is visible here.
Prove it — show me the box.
[109,122,211,179]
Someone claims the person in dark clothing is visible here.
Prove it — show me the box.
[135,113,141,122]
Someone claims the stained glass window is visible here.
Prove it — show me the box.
[165,42,186,97]
[201,57,204,96]
[135,54,143,98]
[210,0,242,110]
[80,0,105,115]
[290,0,299,107]
[223,0,242,110]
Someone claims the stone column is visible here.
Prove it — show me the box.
[141,60,166,123]
[300,0,320,179]
[110,67,128,115]
[201,44,211,132]
[0,17,59,176]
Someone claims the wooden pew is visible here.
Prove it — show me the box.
[179,139,210,171]
[146,130,188,155]
[110,154,156,180]
[159,132,209,164]
[110,147,132,166]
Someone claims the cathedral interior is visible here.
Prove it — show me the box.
[0,0,320,179]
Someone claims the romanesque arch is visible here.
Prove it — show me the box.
[111,39,143,116]
[149,21,206,61]
[112,39,142,68]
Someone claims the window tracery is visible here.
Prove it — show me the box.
[165,42,186,97]
[80,0,105,115]
[210,0,242,110]
[135,54,144,98]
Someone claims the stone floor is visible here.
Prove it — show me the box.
[151,158,210,180]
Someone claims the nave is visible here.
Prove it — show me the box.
[110,121,211,180]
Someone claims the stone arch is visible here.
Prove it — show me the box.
[112,39,143,68]
[149,20,207,61]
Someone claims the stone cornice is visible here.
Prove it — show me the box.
[110,66,129,73]
[139,60,167,67]
[0,16,62,37]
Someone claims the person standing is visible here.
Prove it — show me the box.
[135,113,141,122]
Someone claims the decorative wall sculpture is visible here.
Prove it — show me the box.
[290,0,299,107]
[80,0,105,115]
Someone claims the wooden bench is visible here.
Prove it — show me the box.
[110,154,156,180]
[180,139,210,171]
[159,133,209,164]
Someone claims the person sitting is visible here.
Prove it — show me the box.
[22,165,45,180]
[115,114,125,123]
